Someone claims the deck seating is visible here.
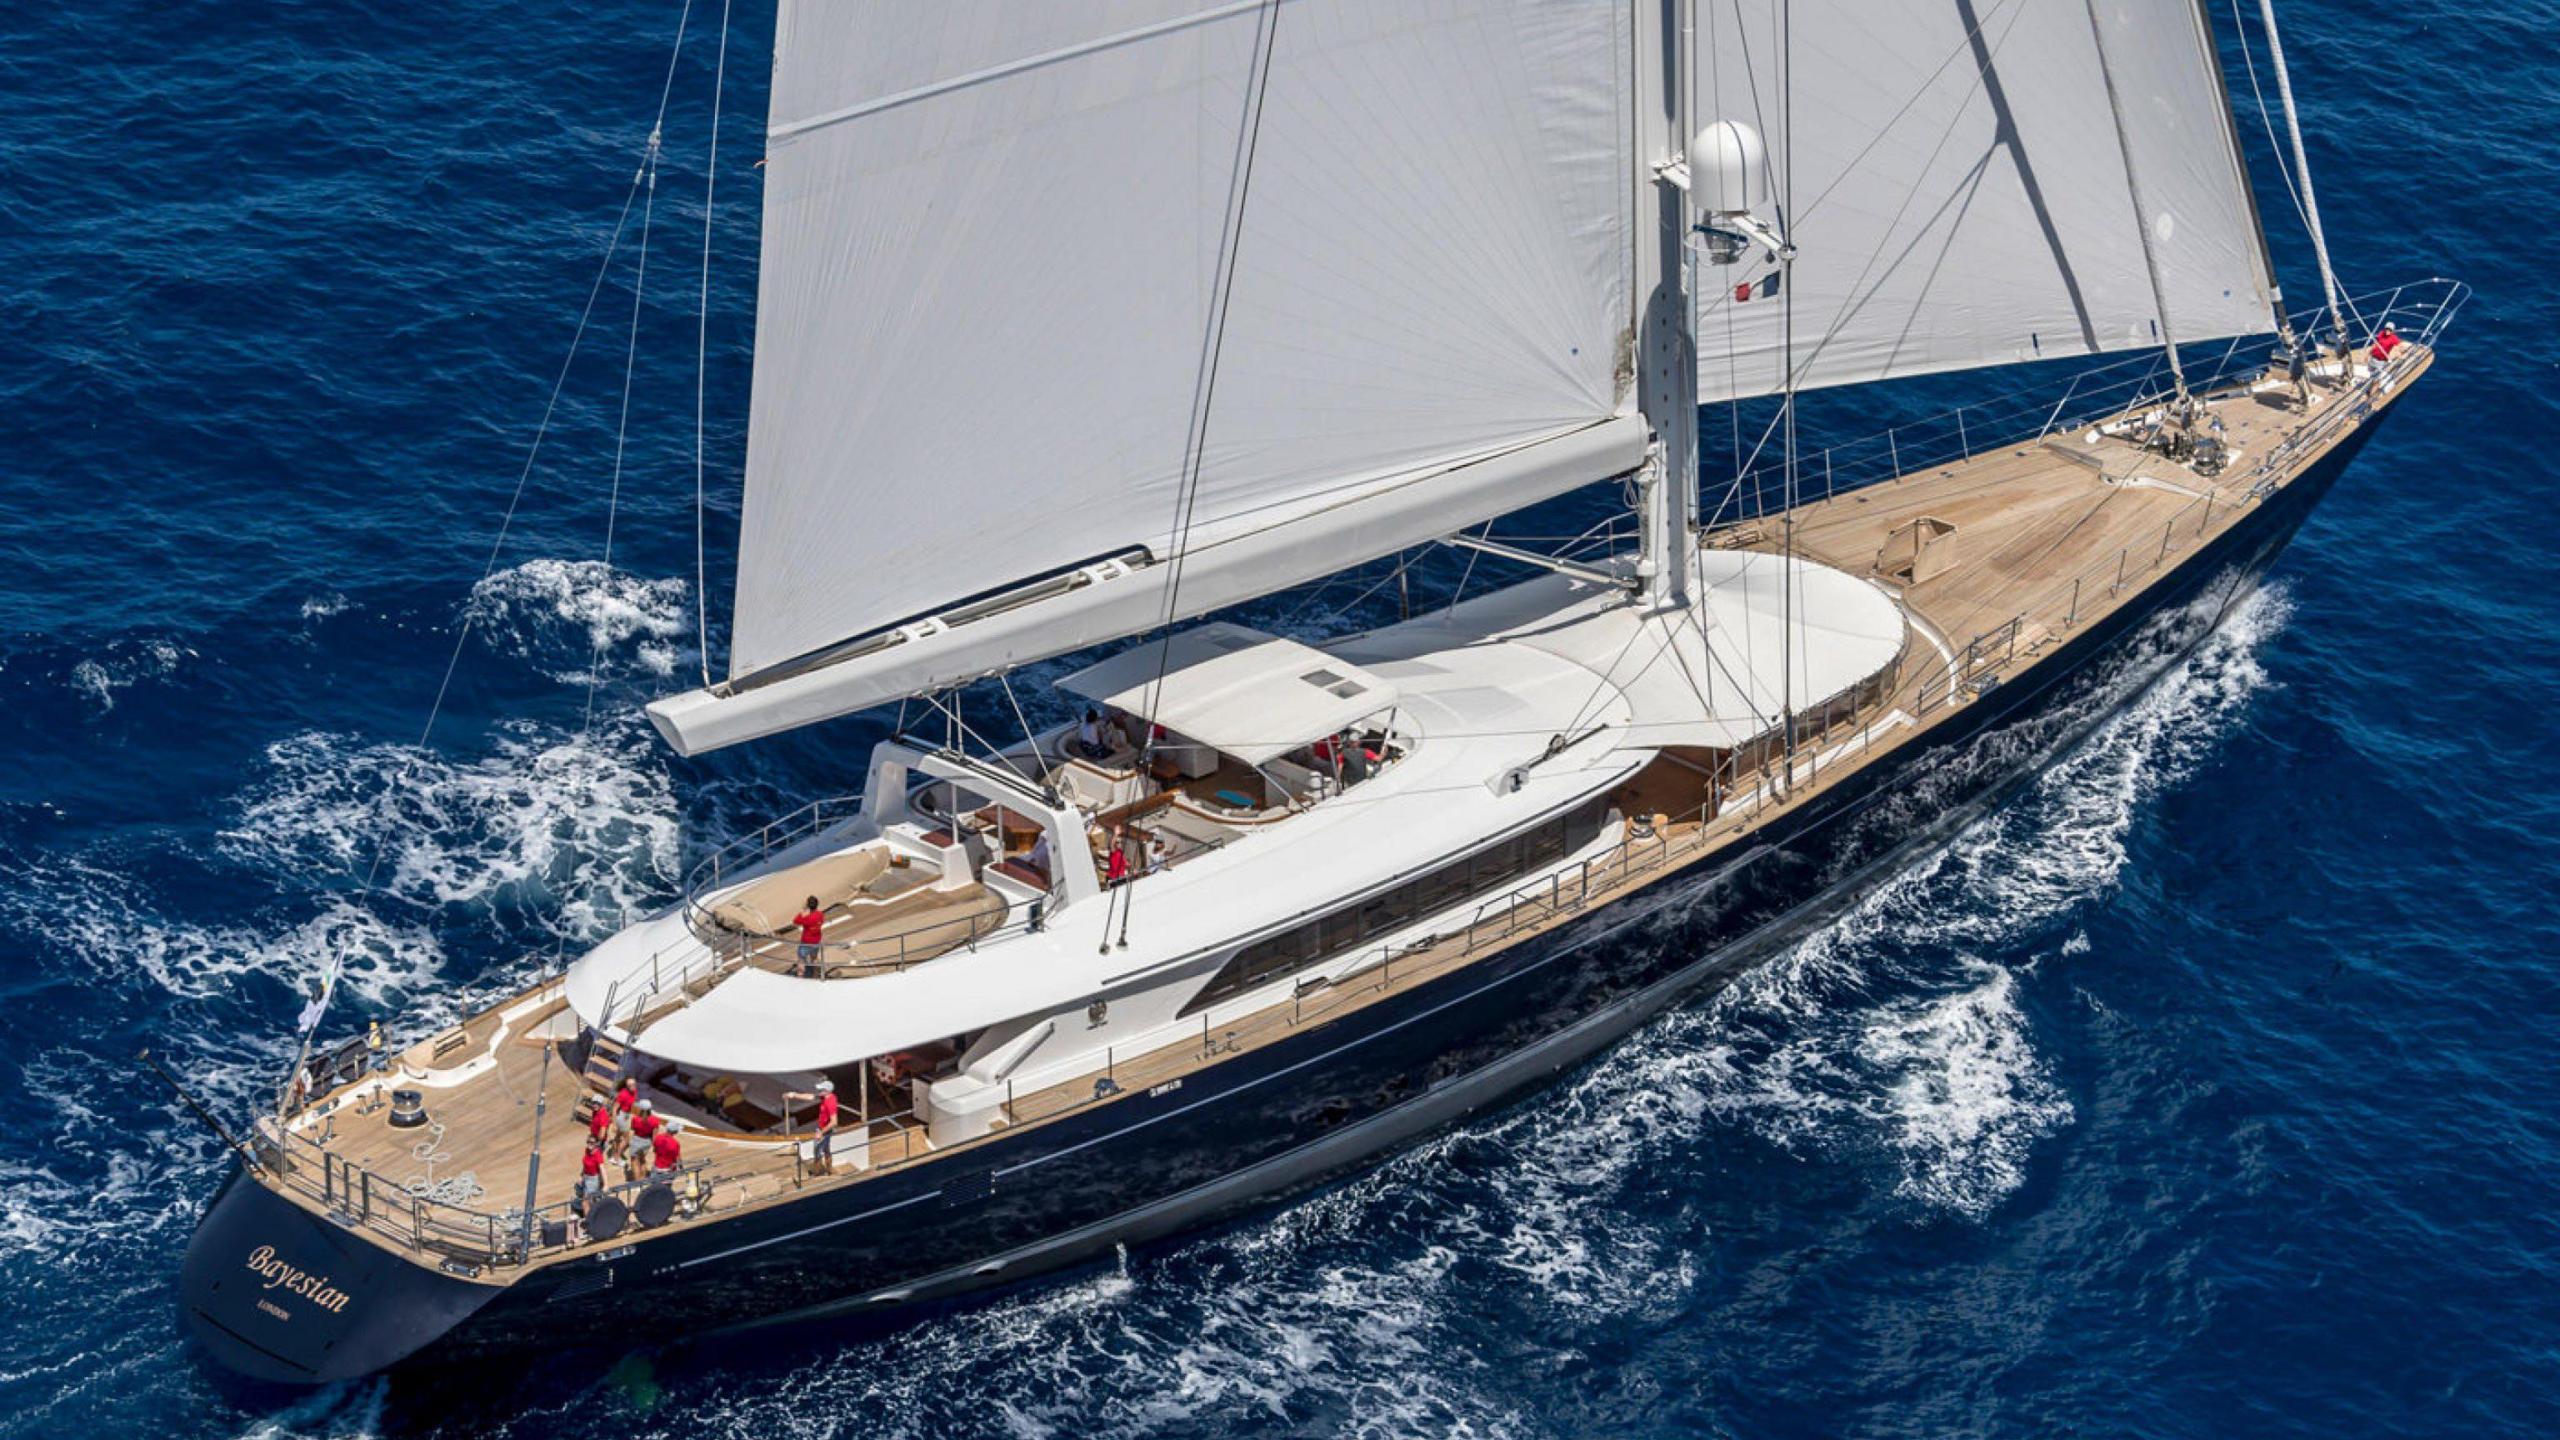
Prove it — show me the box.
[702,846,917,935]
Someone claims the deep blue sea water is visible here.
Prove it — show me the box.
[3,2,2556,1436]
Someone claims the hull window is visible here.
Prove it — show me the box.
[1182,797,1610,1016]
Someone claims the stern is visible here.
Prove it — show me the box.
[180,1160,498,1383]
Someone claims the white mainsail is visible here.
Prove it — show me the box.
[660,0,1642,753]
[1690,0,2275,400]
[649,0,2288,757]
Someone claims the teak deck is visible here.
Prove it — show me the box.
[267,347,2429,1280]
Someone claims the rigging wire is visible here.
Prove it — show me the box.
[997,672,1049,774]
[1444,521,1493,614]
[2230,1,2363,344]
[1138,0,1283,713]
[1113,0,1284,953]
[693,0,733,687]
[2081,0,2187,398]
[584,126,666,740]
[275,2,700,1116]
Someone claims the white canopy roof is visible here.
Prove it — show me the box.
[1058,623,1398,767]
[1338,544,1907,750]
[576,625,1637,1072]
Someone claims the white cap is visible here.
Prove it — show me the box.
[636,1099,654,1112]
[815,1080,835,1094]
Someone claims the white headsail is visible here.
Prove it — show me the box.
[655,0,1642,754]
[1690,0,2275,400]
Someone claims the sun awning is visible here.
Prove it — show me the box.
[1057,623,1399,767]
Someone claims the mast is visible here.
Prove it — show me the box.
[1778,0,1800,780]
[2257,0,2349,349]
[1634,0,1697,610]
[2083,0,2189,399]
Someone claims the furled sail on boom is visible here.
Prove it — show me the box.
[653,0,1643,755]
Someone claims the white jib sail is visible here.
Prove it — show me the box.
[680,0,1638,753]
[1691,0,2275,401]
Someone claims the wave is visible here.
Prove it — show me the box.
[346,582,2300,1440]
[66,637,195,716]
[1694,582,2291,1213]
[220,716,682,943]
[462,558,692,684]
[2,846,446,1015]
[0,581,2288,1439]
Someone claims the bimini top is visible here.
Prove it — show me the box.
[1058,623,1399,767]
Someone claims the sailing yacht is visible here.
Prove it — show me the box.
[181,0,2456,1382]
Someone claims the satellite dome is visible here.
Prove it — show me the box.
[1695,119,1767,216]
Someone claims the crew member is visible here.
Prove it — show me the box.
[586,1095,613,1147]
[784,1079,840,1175]
[780,895,830,977]
[2369,323,2403,364]
[577,1138,605,1215]
[608,1078,638,1162]
[628,1099,663,1182]
[1341,739,1377,785]
[650,1121,682,1177]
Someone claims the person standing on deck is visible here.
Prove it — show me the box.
[608,1077,638,1163]
[576,1138,605,1215]
[779,895,830,978]
[627,1099,662,1183]
[650,1122,681,1178]
[784,1078,839,1175]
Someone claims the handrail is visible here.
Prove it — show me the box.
[596,283,2471,1101]
[260,1110,737,1269]
[1711,278,2468,524]
[629,793,1246,1010]
[314,280,2457,1255]
[1888,292,2457,720]
[680,791,867,906]
[975,282,2472,1117]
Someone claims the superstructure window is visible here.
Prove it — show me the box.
[1182,797,1611,1016]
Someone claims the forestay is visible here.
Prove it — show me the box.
[696,0,1638,747]
[1691,0,2274,400]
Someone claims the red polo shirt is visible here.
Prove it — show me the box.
[651,1128,681,1171]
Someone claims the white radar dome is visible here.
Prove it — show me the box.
[1694,119,1767,216]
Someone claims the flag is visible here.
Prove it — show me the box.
[295,955,343,1039]
[1733,272,1783,304]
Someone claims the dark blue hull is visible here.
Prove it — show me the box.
[181,420,2382,1384]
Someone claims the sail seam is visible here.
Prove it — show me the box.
[768,0,1276,146]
